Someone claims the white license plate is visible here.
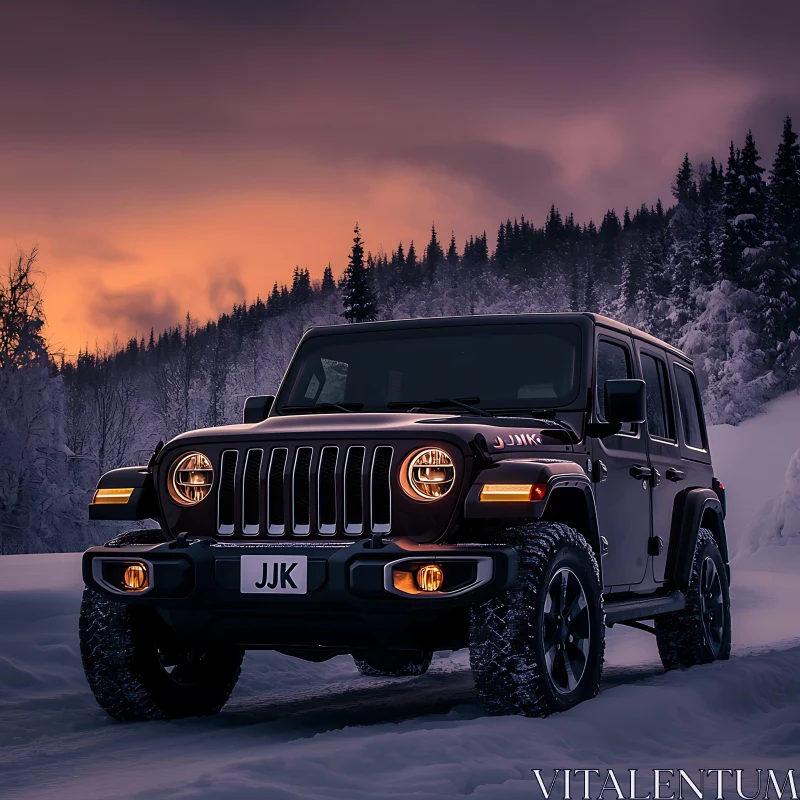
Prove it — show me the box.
[240,555,307,594]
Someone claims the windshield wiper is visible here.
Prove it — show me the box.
[280,402,363,414]
[386,397,492,417]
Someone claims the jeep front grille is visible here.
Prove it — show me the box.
[217,444,394,540]
[242,449,262,534]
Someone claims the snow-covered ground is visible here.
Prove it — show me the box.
[1,393,799,799]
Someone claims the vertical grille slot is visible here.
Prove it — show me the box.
[292,447,313,535]
[370,446,393,534]
[241,448,263,535]
[343,446,366,535]
[217,450,238,535]
[267,447,288,535]
[317,446,338,535]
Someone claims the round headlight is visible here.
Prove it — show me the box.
[402,447,456,501]
[168,452,214,506]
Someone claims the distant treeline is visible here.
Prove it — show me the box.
[1,116,799,553]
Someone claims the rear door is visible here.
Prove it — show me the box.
[634,342,681,583]
[591,332,651,590]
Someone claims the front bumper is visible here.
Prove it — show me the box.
[82,538,519,651]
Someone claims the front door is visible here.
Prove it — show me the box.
[591,333,651,590]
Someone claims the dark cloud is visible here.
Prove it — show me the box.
[51,235,140,264]
[732,95,800,161]
[6,0,800,351]
[402,141,562,209]
[208,261,247,312]
[88,286,181,339]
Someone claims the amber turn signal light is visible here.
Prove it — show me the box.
[92,487,134,505]
[122,563,149,591]
[479,483,547,502]
[416,564,444,592]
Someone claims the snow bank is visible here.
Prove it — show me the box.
[743,447,800,554]
[707,388,800,557]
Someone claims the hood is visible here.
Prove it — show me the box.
[168,412,576,454]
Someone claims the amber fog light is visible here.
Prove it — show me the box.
[122,563,149,591]
[401,447,455,500]
[416,564,444,592]
[168,452,214,506]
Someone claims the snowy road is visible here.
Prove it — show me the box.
[1,394,799,799]
[0,556,798,799]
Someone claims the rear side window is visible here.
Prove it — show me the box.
[674,365,706,450]
[596,339,634,432]
[640,353,675,440]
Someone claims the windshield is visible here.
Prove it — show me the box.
[277,323,583,413]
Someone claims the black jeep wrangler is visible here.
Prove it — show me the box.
[80,313,731,720]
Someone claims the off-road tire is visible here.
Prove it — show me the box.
[655,528,731,670]
[353,650,433,677]
[81,530,243,722]
[469,522,605,717]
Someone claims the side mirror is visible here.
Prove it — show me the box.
[243,395,274,424]
[605,379,646,425]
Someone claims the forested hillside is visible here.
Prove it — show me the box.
[2,118,799,553]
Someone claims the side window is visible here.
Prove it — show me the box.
[640,353,675,440]
[674,365,706,450]
[596,339,634,432]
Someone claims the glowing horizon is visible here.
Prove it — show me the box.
[3,1,798,355]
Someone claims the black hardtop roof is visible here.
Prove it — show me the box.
[304,312,691,362]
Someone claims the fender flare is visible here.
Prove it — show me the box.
[541,477,604,579]
[89,466,161,522]
[665,488,728,590]
[463,459,603,583]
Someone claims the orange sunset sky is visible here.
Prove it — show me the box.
[4,1,799,356]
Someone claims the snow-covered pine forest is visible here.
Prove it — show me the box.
[2,118,800,554]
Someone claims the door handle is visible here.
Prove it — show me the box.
[666,467,686,482]
[630,464,652,480]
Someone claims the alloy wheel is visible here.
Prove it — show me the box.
[699,556,724,656]
[542,567,591,694]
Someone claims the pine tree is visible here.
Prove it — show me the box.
[761,116,800,345]
[341,223,377,323]
[736,130,768,287]
[719,141,743,283]
[403,240,418,283]
[475,232,489,267]
[598,209,622,283]
[767,116,800,255]
[667,155,701,316]
[266,282,282,316]
[446,232,459,267]
[695,208,717,287]
[290,266,312,306]
[392,242,405,274]
[321,263,337,296]
[424,224,445,278]
[672,153,698,205]
[494,221,509,270]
